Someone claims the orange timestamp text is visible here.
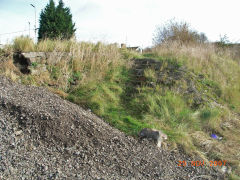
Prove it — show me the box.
[177,160,226,167]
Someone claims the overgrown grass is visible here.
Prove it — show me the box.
[13,36,35,52]
[1,36,240,176]
[153,42,240,111]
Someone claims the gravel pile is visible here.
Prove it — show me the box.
[0,75,225,179]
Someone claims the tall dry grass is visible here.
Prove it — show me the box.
[70,42,122,83]
[153,42,240,110]
[36,38,75,52]
[0,51,21,81]
[42,41,122,88]
[13,36,35,52]
[8,37,124,90]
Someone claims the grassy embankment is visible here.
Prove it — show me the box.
[0,36,240,178]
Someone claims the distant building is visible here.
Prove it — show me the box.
[127,46,143,53]
[121,43,143,53]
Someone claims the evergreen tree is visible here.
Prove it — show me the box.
[56,0,76,39]
[38,0,76,40]
[38,0,56,40]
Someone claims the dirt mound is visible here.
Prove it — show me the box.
[0,75,225,179]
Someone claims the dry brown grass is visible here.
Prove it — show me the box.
[38,41,122,89]
[36,39,75,52]
[47,88,69,99]
[2,38,123,90]
[0,57,20,81]
[153,42,240,110]
[70,42,122,83]
[13,36,35,52]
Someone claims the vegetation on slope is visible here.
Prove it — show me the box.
[0,36,240,178]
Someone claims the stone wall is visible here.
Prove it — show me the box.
[13,52,71,74]
[21,52,72,64]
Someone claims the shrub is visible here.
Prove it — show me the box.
[153,19,208,45]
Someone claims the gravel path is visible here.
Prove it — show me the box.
[0,75,225,179]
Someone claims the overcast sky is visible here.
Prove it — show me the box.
[0,0,239,47]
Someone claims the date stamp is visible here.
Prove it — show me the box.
[177,160,226,167]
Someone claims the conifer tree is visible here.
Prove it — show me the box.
[56,0,76,39]
[38,0,56,40]
[38,0,76,40]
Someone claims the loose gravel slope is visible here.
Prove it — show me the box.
[0,76,224,179]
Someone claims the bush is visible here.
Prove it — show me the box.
[153,20,208,45]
